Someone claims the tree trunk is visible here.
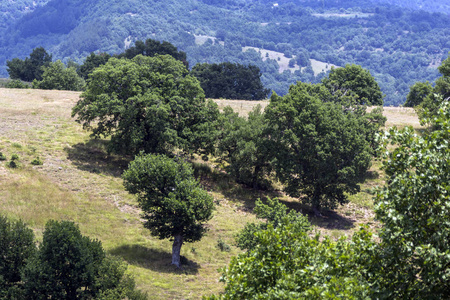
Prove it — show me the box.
[172,234,184,268]
[312,204,322,217]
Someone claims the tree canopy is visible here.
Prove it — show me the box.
[265,82,378,214]
[0,218,146,299]
[72,54,219,156]
[373,101,450,298]
[0,216,35,299]
[32,60,85,91]
[122,153,214,268]
[417,53,450,120]
[191,62,269,100]
[6,47,52,82]
[78,52,111,80]
[404,81,433,107]
[209,198,375,299]
[321,64,384,106]
[216,105,272,189]
[119,38,188,68]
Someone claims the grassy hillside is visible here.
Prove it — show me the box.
[0,88,423,298]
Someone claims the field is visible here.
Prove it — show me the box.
[0,88,423,299]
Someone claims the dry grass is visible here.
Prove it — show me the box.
[213,99,269,116]
[382,106,424,130]
[0,88,423,298]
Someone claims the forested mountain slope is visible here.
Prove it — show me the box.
[372,0,450,15]
[0,0,48,29]
[1,0,449,105]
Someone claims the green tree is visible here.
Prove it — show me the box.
[119,39,188,68]
[22,220,105,299]
[22,220,145,300]
[417,53,450,121]
[5,79,30,89]
[322,64,384,106]
[0,216,36,299]
[191,62,269,100]
[209,200,375,299]
[265,83,374,215]
[78,52,111,80]
[235,197,310,251]
[404,81,433,107]
[72,55,219,156]
[6,47,52,82]
[374,101,450,298]
[122,153,214,268]
[32,60,85,91]
[217,105,272,189]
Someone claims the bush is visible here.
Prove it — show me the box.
[30,157,43,165]
[5,79,30,89]
[0,152,6,161]
[216,238,231,252]
[8,154,19,168]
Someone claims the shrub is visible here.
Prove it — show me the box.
[216,238,231,252]
[5,79,29,89]
[30,157,43,165]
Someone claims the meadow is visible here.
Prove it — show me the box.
[0,88,423,299]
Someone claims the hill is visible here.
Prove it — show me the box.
[0,0,449,105]
[0,87,424,298]
[372,0,450,15]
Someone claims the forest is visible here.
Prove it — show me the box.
[1,0,450,105]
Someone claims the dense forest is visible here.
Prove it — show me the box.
[0,0,449,104]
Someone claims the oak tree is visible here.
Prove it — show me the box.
[72,54,218,156]
[122,153,214,268]
[265,83,374,215]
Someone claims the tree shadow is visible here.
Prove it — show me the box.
[191,160,284,210]
[270,198,356,230]
[362,169,380,181]
[65,139,132,177]
[192,160,356,230]
[109,244,200,274]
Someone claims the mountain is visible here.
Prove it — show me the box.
[372,0,450,15]
[0,0,449,105]
[0,0,48,29]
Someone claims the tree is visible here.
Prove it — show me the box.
[265,83,374,215]
[22,220,104,299]
[22,220,146,300]
[322,64,384,105]
[122,153,214,268]
[417,53,450,121]
[191,62,269,100]
[119,39,188,68]
[6,47,52,82]
[217,105,273,189]
[32,60,85,91]
[235,197,310,251]
[404,81,433,107]
[209,199,375,299]
[78,52,111,80]
[0,216,36,298]
[373,101,450,298]
[72,55,219,156]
